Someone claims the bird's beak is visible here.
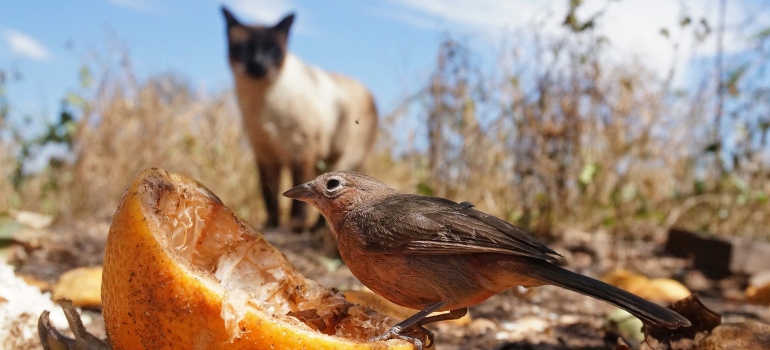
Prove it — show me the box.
[282,183,315,201]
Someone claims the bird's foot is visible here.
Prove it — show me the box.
[370,324,434,350]
[370,300,445,349]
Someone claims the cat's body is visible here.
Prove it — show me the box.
[222,7,378,231]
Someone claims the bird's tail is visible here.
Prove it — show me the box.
[521,261,691,329]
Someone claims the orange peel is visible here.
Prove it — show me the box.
[101,168,414,349]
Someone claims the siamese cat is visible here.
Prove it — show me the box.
[222,7,378,232]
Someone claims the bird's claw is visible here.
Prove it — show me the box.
[370,325,434,350]
[418,326,435,348]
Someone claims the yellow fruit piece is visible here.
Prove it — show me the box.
[746,272,770,305]
[601,269,649,295]
[602,269,690,303]
[102,168,414,350]
[52,266,103,308]
[643,278,691,302]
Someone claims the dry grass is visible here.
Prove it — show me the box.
[378,30,770,239]
[62,74,263,224]
[0,141,17,214]
[2,24,769,240]
[2,56,262,225]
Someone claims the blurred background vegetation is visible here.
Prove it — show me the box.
[1,0,769,241]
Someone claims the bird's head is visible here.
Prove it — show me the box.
[283,171,394,224]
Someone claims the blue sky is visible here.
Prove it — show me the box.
[1,0,768,136]
[1,0,440,124]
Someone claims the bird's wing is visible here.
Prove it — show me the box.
[350,195,560,262]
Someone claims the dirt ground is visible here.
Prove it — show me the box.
[9,219,770,349]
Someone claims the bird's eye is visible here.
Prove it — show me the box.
[325,178,341,191]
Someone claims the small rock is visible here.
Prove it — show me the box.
[10,210,54,229]
[494,331,512,340]
[558,314,581,325]
[467,318,497,336]
[501,315,549,334]
[683,270,713,292]
[697,320,770,349]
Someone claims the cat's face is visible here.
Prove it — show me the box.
[222,7,294,80]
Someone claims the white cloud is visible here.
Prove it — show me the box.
[220,0,313,35]
[107,0,152,12]
[375,8,442,31]
[222,0,296,25]
[384,0,767,80]
[3,30,50,61]
[386,0,558,33]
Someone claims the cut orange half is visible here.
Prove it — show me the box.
[102,168,415,349]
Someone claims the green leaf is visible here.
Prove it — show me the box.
[416,181,434,196]
[736,194,747,206]
[65,91,85,107]
[753,191,768,204]
[726,64,749,96]
[621,183,637,203]
[729,175,750,195]
[507,210,523,224]
[753,27,770,40]
[579,163,598,185]
[694,180,706,195]
[316,160,328,172]
[0,218,23,241]
[79,66,93,88]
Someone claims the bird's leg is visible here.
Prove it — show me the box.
[370,301,447,349]
[408,307,467,348]
[415,307,467,326]
[405,325,435,348]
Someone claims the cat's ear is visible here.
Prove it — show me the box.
[221,6,241,28]
[273,13,295,34]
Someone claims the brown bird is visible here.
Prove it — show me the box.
[283,171,691,348]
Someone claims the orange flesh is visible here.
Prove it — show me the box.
[102,169,410,349]
[150,175,396,340]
